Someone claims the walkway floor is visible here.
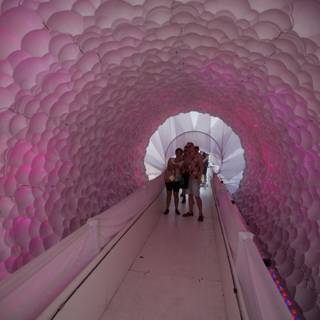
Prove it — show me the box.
[100,185,227,320]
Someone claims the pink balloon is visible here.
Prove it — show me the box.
[14,186,34,210]
[12,216,32,247]
[13,57,50,89]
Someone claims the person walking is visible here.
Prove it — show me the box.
[182,145,204,222]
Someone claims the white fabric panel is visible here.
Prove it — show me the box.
[174,113,193,133]
[158,122,174,152]
[0,226,99,320]
[149,131,165,159]
[236,232,292,320]
[196,112,211,130]
[165,132,221,160]
[145,141,164,162]
[220,172,244,194]
[144,152,164,170]
[190,111,199,128]
[144,163,161,180]
[222,134,243,157]
[220,154,246,179]
[210,119,226,145]
[223,148,244,162]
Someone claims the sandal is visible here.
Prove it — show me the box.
[182,212,193,217]
[175,209,181,215]
[163,209,169,215]
[198,215,204,222]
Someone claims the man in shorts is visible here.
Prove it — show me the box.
[182,144,204,222]
[163,148,184,215]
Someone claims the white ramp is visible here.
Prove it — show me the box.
[101,187,230,320]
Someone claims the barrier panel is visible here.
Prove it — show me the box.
[0,176,164,320]
[212,174,291,320]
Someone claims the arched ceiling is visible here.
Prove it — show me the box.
[0,1,319,318]
[144,112,245,193]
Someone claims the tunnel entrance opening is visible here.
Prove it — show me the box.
[144,111,245,193]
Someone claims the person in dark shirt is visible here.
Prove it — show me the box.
[163,148,184,215]
[182,145,204,222]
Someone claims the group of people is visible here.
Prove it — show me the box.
[163,142,209,222]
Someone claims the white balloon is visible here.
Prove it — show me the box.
[72,0,96,16]
[75,51,99,72]
[47,10,84,36]
[29,113,48,134]
[292,0,320,38]
[22,29,51,57]
[9,114,27,135]
[0,7,42,38]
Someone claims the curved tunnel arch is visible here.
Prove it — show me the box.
[165,131,222,158]
[0,1,319,318]
[144,111,245,193]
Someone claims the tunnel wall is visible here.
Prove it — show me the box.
[0,1,319,318]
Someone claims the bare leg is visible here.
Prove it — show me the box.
[183,193,194,217]
[173,191,180,215]
[188,194,194,214]
[164,190,172,214]
[195,196,203,221]
[195,196,202,215]
[173,191,179,209]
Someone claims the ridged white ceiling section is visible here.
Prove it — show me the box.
[145,112,245,193]
[0,1,319,318]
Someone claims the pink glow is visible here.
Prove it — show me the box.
[0,1,319,318]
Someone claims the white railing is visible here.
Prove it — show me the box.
[212,174,291,320]
[0,176,164,320]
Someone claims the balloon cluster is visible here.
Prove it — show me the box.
[0,1,319,318]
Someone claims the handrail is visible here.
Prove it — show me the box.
[211,174,249,320]
[48,178,164,319]
[212,174,291,320]
[0,175,164,320]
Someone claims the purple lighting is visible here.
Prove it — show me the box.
[0,1,319,319]
[269,267,303,320]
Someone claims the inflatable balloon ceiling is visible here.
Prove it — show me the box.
[145,111,245,193]
[0,0,319,318]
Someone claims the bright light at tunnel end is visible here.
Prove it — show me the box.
[144,111,245,194]
[0,1,319,319]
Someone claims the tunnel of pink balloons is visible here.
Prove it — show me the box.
[0,0,319,318]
